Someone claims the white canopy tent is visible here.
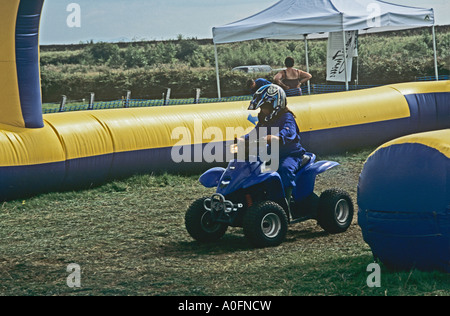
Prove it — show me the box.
[212,0,436,97]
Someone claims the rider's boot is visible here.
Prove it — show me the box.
[285,186,293,205]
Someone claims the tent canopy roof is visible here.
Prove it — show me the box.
[212,0,434,44]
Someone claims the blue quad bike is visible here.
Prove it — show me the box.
[185,141,354,248]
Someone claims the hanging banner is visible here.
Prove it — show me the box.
[326,31,358,82]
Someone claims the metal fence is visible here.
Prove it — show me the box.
[42,76,447,114]
[42,93,253,114]
[416,75,449,81]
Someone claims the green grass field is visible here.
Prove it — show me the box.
[0,148,448,296]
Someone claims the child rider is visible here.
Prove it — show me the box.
[240,84,306,200]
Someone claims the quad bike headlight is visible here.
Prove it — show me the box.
[230,143,239,154]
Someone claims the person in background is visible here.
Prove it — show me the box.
[247,78,272,95]
[273,57,312,96]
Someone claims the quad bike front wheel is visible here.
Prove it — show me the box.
[317,189,354,233]
[243,201,288,248]
[185,197,228,242]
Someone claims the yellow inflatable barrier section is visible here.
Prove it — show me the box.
[0,80,448,200]
[0,0,448,200]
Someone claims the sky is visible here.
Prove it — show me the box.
[40,0,277,44]
[40,0,449,45]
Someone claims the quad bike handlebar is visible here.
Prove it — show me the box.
[231,137,269,161]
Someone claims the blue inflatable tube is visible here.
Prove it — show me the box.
[358,129,450,273]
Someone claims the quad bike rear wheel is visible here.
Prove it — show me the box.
[317,189,354,233]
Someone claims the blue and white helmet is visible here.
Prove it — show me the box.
[248,84,287,122]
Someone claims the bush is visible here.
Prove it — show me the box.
[176,39,200,61]
[146,42,177,66]
[122,45,148,68]
[83,42,121,64]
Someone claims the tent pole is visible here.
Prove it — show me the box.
[356,56,359,86]
[303,34,311,95]
[214,43,222,98]
[341,30,349,91]
[341,15,349,91]
[432,25,439,81]
[355,31,359,87]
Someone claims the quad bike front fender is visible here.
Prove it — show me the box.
[199,167,226,188]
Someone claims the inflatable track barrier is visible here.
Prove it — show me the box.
[358,129,450,272]
[0,1,448,200]
[0,81,448,201]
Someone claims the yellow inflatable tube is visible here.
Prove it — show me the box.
[0,81,448,200]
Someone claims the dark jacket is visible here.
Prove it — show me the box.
[246,110,305,159]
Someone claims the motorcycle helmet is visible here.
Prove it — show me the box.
[248,84,287,122]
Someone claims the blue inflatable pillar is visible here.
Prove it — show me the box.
[0,0,44,128]
[358,130,450,272]
[16,0,45,128]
